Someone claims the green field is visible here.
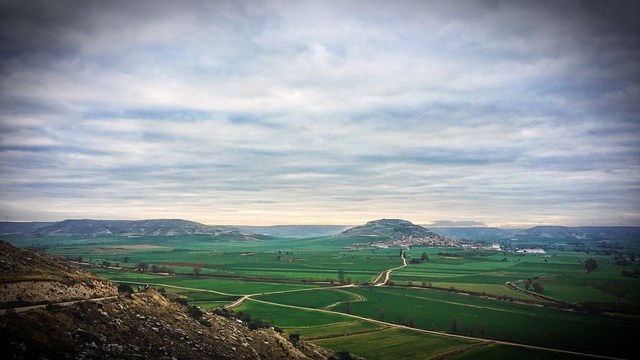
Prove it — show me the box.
[10,233,638,359]
[313,328,477,360]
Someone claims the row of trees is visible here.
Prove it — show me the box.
[136,262,175,274]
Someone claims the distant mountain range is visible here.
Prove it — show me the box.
[0,219,249,238]
[433,226,640,243]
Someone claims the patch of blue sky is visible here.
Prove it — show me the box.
[0,144,107,156]
[82,108,213,121]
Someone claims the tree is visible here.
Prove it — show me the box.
[193,266,202,276]
[338,269,345,284]
[584,258,598,273]
[289,333,300,345]
[451,316,458,333]
[421,252,429,262]
[123,256,130,263]
[532,281,544,294]
[137,262,148,273]
[407,316,415,327]
[345,300,352,314]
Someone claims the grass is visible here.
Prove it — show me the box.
[91,268,322,295]
[254,288,359,309]
[284,320,383,338]
[233,299,351,328]
[335,286,637,358]
[312,327,477,360]
[448,343,594,360]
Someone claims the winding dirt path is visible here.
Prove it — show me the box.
[374,250,407,286]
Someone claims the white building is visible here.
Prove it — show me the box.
[516,248,546,254]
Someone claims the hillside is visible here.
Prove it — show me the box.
[0,240,117,308]
[0,222,53,236]
[0,241,336,360]
[0,219,264,240]
[341,219,459,247]
[433,226,640,246]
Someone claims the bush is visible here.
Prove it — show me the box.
[212,307,233,318]
[187,305,203,320]
[117,284,134,295]
[174,297,189,306]
[330,351,353,360]
[248,318,271,330]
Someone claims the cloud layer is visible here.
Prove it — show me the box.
[1,0,639,226]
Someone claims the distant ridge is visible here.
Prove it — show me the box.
[0,221,53,236]
[432,226,640,243]
[0,219,257,239]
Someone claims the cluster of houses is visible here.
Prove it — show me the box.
[463,242,547,255]
[345,235,460,250]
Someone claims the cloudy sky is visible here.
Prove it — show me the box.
[1,0,639,227]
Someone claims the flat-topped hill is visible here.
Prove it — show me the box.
[341,219,459,247]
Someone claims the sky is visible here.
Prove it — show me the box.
[1,0,639,227]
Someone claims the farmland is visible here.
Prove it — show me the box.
[4,225,640,360]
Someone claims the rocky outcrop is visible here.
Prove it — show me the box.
[0,240,118,308]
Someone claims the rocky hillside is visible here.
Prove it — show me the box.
[0,241,336,360]
[0,240,117,308]
[341,219,459,246]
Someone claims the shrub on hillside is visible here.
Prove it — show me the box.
[117,284,134,295]
[187,305,203,320]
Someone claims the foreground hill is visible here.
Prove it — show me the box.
[0,240,117,307]
[341,219,459,247]
[0,241,336,360]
